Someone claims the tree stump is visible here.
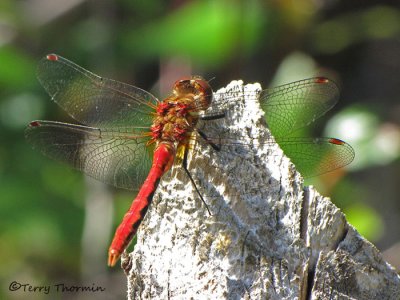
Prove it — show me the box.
[121,80,400,299]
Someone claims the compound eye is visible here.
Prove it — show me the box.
[173,77,191,90]
[172,76,213,110]
[192,78,213,108]
[193,78,212,96]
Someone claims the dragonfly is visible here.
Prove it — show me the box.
[25,54,354,267]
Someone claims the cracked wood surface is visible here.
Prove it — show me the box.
[121,80,400,299]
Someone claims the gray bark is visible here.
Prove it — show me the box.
[122,80,400,299]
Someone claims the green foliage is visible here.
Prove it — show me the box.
[346,203,384,241]
[123,0,265,66]
[0,47,36,90]
[312,5,400,54]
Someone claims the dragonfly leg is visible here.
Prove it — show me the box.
[200,112,225,121]
[182,147,212,216]
[197,129,221,151]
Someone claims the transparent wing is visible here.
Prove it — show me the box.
[206,77,339,138]
[276,137,354,177]
[25,120,153,190]
[192,131,354,178]
[37,54,157,128]
[259,77,339,137]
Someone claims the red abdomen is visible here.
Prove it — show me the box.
[108,143,175,266]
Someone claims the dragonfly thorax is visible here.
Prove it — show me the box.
[150,97,199,144]
[149,76,213,145]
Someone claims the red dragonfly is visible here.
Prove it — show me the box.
[26,54,354,267]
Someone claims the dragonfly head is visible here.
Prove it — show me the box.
[173,76,213,111]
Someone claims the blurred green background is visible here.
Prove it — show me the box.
[1,0,399,299]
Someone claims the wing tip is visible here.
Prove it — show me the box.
[328,137,345,145]
[29,121,42,127]
[314,77,329,84]
[46,54,59,61]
